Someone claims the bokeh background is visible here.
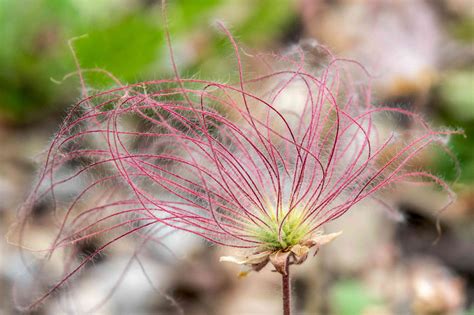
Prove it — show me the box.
[0,0,473,314]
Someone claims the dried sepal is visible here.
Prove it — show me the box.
[269,250,292,275]
[219,251,272,266]
[220,231,343,276]
[290,244,310,264]
[302,231,343,247]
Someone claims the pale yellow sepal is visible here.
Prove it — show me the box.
[303,231,343,247]
[220,230,343,277]
[219,250,272,265]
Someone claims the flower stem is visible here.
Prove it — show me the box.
[282,263,291,315]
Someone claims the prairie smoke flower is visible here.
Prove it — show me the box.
[12,27,459,312]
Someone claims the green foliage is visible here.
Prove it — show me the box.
[0,0,76,123]
[435,71,474,184]
[331,279,382,315]
[74,15,163,85]
[450,17,474,42]
[439,71,474,121]
[435,124,474,184]
[168,0,222,31]
[235,0,294,45]
[0,0,296,124]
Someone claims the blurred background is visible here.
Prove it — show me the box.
[0,0,473,314]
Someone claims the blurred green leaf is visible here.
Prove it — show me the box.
[0,0,297,124]
[168,0,222,31]
[331,279,382,315]
[235,0,294,45]
[450,17,474,42]
[434,71,474,184]
[75,15,164,85]
[439,71,474,121]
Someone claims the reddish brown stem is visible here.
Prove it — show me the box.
[282,264,291,315]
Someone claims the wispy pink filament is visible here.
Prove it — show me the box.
[14,27,461,310]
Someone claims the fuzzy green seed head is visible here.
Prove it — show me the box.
[252,211,310,251]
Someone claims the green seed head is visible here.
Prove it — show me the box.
[253,210,310,251]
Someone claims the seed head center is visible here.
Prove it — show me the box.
[254,211,310,251]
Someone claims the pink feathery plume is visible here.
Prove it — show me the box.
[11,22,460,311]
